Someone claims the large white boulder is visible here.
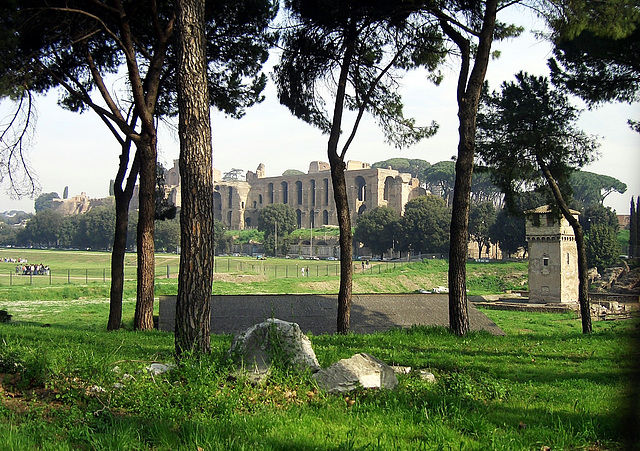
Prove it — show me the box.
[313,353,398,394]
[228,318,320,383]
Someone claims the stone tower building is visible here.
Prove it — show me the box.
[525,205,579,303]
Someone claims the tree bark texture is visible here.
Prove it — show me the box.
[442,0,497,336]
[134,136,157,331]
[448,147,473,335]
[174,0,214,357]
[329,22,357,334]
[108,197,130,330]
[331,159,353,334]
[538,159,592,334]
[116,4,173,332]
[108,133,139,331]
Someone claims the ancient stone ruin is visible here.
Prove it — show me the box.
[312,353,398,394]
[228,318,408,393]
[228,318,320,383]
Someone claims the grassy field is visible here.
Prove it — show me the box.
[0,248,528,296]
[0,249,637,449]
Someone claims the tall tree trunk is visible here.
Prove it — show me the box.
[134,135,157,331]
[108,130,139,331]
[441,0,497,336]
[538,159,592,334]
[331,158,353,334]
[174,0,214,357]
[448,133,473,335]
[108,197,131,330]
[328,22,357,334]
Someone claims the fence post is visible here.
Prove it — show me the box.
[167,265,170,279]
[68,269,71,284]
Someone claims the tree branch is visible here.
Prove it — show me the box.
[340,41,409,159]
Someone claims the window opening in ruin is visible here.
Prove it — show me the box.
[355,176,366,201]
[384,176,393,201]
[281,181,289,204]
[310,179,316,206]
[323,178,329,204]
[296,181,303,204]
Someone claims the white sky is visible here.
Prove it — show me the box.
[1,9,638,215]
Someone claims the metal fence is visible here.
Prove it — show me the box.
[1,268,116,286]
[0,259,408,286]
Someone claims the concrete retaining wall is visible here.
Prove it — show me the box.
[159,293,505,336]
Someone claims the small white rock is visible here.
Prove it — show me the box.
[417,369,436,383]
[391,365,412,375]
[145,363,175,376]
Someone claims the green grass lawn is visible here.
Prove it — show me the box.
[0,298,637,448]
[0,249,636,449]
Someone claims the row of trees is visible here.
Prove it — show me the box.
[5,191,624,273]
[373,157,628,210]
[1,0,637,349]
[0,0,276,355]
[2,204,180,253]
[353,196,624,273]
[354,197,450,258]
[274,0,637,336]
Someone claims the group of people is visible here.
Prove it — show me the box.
[16,263,50,276]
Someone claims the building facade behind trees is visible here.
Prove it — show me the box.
[165,159,425,230]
